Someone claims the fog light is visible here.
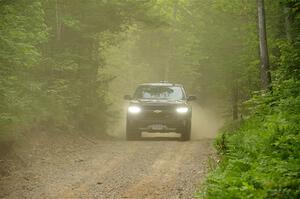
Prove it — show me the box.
[128,106,141,113]
[176,107,188,113]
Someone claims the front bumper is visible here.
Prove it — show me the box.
[127,112,191,133]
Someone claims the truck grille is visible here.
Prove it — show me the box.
[141,109,175,120]
[142,105,173,111]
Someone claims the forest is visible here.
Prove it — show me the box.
[0,0,299,198]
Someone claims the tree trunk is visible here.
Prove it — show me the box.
[257,0,271,90]
[164,0,178,81]
[232,83,238,120]
[55,0,62,42]
[284,7,292,42]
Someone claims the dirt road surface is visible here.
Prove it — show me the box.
[0,134,214,199]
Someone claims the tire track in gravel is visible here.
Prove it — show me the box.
[0,139,214,199]
[121,141,213,199]
[121,142,186,199]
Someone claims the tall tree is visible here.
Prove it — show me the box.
[257,0,271,90]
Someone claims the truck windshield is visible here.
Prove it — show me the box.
[133,86,184,100]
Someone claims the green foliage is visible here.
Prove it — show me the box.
[0,0,275,137]
[199,78,300,198]
[0,0,48,136]
[0,0,162,137]
[198,1,300,195]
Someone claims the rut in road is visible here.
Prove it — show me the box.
[0,138,214,199]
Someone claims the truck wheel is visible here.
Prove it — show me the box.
[180,120,191,141]
[126,124,140,140]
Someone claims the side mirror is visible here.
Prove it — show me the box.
[187,95,197,101]
[124,95,132,100]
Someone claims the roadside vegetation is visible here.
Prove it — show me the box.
[199,52,300,198]
[198,0,300,198]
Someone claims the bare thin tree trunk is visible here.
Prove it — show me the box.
[257,0,271,90]
[232,82,238,120]
[284,7,292,42]
[55,0,62,41]
[164,0,178,81]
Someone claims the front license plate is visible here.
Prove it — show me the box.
[151,124,164,130]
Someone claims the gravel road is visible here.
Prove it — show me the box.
[0,136,214,199]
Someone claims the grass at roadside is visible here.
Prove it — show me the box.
[197,79,300,198]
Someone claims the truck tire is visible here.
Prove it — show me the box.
[126,123,141,140]
[180,120,191,141]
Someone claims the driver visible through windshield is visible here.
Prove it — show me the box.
[133,85,185,100]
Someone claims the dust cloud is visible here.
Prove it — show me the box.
[106,106,127,139]
[107,103,223,140]
[191,103,223,139]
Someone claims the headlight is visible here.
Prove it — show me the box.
[128,106,141,113]
[176,107,189,113]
